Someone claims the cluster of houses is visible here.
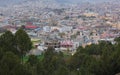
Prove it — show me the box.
[1,21,118,53]
[0,2,120,55]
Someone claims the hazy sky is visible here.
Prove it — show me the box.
[0,0,112,6]
[0,0,110,2]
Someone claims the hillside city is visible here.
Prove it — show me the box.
[1,0,120,75]
[0,0,120,55]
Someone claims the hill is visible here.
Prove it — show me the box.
[0,0,113,7]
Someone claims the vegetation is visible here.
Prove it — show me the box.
[0,29,120,75]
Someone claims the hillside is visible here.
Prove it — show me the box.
[0,0,113,7]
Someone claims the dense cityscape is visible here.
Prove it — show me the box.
[0,0,120,75]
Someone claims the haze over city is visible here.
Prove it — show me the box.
[0,0,120,75]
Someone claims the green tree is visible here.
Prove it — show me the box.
[0,52,20,75]
[0,31,18,54]
[0,48,3,60]
[11,64,32,75]
[42,47,66,75]
[36,61,45,75]
[15,29,32,63]
[55,66,70,75]
[0,51,32,75]
[114,37,120,44]
[27,55,39,66]
[42,47,57,75]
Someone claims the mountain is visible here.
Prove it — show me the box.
[0,0,25,6]
[0,0,114,7]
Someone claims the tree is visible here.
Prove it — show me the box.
[36,61,45,75]
[15,29,32,63]
[11,64,32,75]
[0,31,17,54]
[0,48,3,60]
[55,66,70,75]
[27,55,39,66]
[0,52,20,75]
[42,47,57,75]
[114,37,120,44]
[0,51,32,75]
[42,47,66,75]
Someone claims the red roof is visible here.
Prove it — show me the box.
[25,25,38,29]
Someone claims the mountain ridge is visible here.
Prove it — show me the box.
[0,0,112,7]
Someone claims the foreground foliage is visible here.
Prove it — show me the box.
[0,30,120,75]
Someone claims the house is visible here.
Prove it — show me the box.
[25,25,38,30]
[59,26,72,33]
[44,40,61,48]
[43,26,51,32]
[90,30,100,44]
[60,40,73,48]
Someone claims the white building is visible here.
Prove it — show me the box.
[43,26,51,32]
[59,26,72,33]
